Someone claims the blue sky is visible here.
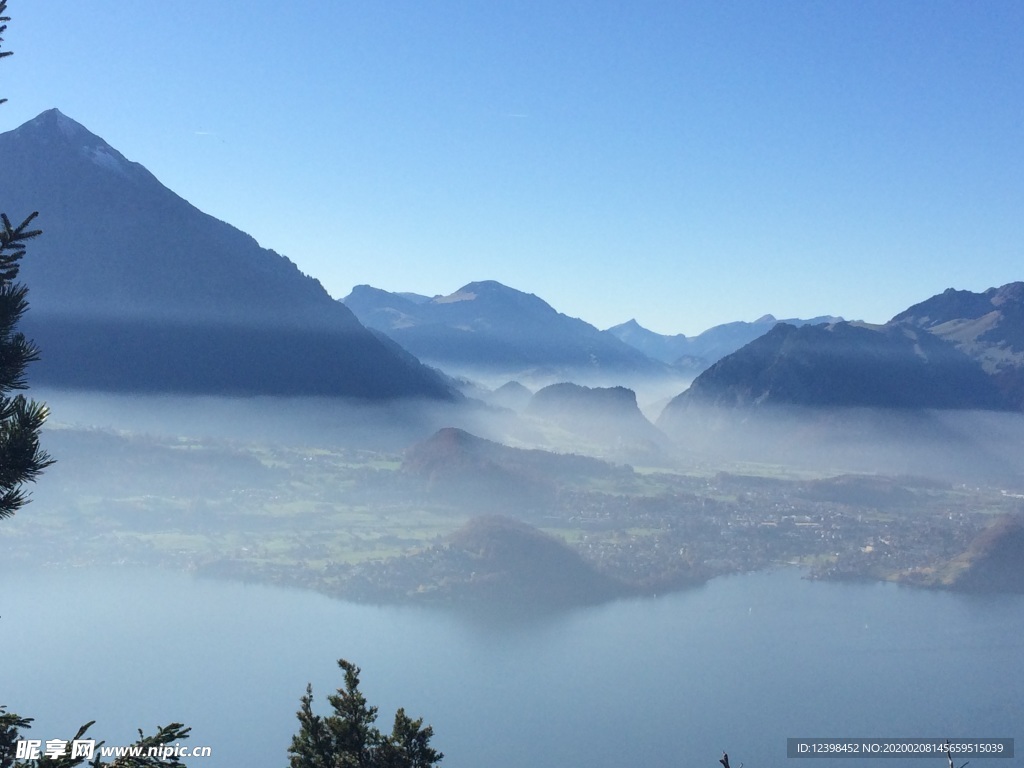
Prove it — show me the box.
[3,1,1022,335]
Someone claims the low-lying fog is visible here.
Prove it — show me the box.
[9,386,1024,602]
[11,387,1023,595]
[6,386,1024,767]
[33,385,1024,490]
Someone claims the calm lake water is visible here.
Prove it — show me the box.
[1,567,1021,768]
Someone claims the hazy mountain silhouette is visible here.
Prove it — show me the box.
[0,109,452,398]
[607,314,844,369]
[604,319,694,370]
[526,382,668,454]
[483,380,534,411]
[344,280,668,380]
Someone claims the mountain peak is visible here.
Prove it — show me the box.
[347,284,401,301]
[42,107,81,136]
[461,279,512,293]
[7,108,138,179]
[14,108,101,144]
[0,111,453,399]
[433,280,556,315]
[613,319,644,331]
[434,280,519,303]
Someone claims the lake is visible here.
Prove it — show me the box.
[1,567,1021,768]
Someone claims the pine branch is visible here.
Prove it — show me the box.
[0,396,54,519]
[0,213,42,282]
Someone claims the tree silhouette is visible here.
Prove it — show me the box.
[289,659,443,768]
[0,0,52,520]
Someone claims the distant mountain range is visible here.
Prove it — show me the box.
[344,281,670,383]
[607,314,844,368]
[659,282,1024,430]
[0,109,452,399]
[345,281,848,385]
[6,111,1021,414]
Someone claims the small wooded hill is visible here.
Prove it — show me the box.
[402,427,625,512]
[1,109,451,399]
[794,474,923,508]
[341,515,633,608]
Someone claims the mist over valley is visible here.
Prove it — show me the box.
[4,99,1024,767]
[5,107,1024,607]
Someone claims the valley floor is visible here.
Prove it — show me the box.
[3,424,1021,606]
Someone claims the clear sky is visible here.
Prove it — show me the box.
[2,1,1022,335]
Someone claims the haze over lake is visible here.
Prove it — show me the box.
[2,567,1021,768]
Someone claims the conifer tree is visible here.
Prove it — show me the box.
[0,0,52,520]
[289,660,443,768]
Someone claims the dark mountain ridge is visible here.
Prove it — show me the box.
[344,280,669,381]
[659,282,1024,425]
[656,284,1024,478]
[1,109,451,398]
[894,290,983,326]
[662,320,1006,414]
[892,283,1024,407]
